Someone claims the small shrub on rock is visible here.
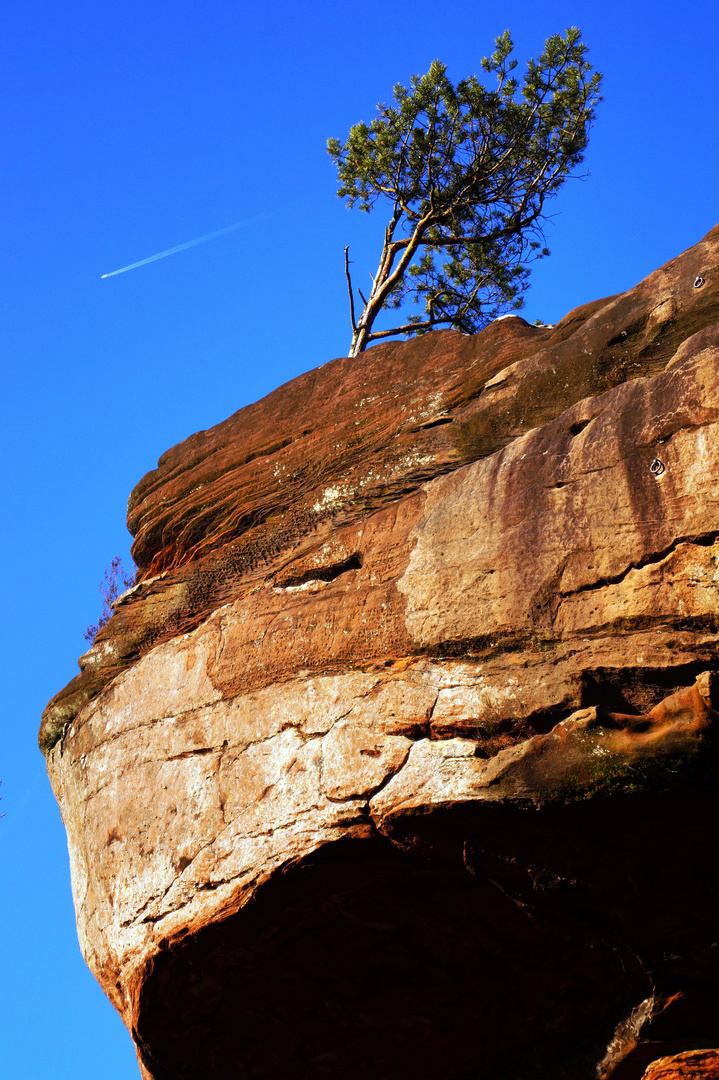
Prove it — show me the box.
[84,556,137,644]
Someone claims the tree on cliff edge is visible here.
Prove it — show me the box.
[328,29,602,357]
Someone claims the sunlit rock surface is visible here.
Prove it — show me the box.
[640,1050,719,1079]
[43,226,719,1079]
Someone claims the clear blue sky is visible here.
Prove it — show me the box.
[1,1,717,1075]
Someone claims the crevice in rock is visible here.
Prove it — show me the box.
[276,552,363,589]
[424,629,560,662]
[419,415,454,429]
[165,746,218,761]
[559,531,719,600]
[579,662,718,718]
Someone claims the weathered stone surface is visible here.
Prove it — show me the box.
[44,228,719,1079]
[40,224,719,751]
[641,1050,719,1079]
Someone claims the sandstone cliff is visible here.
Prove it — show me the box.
[43,226,719,1079]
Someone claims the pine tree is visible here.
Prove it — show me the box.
[327,29,603,356]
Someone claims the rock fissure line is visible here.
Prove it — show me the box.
[558,529,719,600]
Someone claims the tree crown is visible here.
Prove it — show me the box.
[327,29,603,355]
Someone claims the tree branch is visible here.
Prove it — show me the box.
[344,246,357,333]
[367,317,448,340]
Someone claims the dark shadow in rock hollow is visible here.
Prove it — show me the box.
[136,787,719,1080]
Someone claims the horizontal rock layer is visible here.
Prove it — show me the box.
[44,227,719,1079]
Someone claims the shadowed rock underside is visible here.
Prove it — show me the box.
[43,227,719,1079]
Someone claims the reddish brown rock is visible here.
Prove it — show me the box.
[40,223,719,751]
[43,227,719,1079]
[641,1049,719,1079]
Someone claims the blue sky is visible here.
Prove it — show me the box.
[1,1,718,1075]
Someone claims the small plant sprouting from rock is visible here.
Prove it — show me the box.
[84,556,137,644]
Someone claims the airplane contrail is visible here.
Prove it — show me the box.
[101,216,263,278]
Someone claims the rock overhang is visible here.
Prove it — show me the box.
[42,225,719,1079]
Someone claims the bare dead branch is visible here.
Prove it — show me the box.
[344,246,357,333]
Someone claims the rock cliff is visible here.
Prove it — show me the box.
[43,226,719,1079]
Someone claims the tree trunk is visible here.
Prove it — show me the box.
[347,241,394,356]
[348,323,371,356]
[347,216,432,356]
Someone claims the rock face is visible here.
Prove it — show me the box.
[43,227,719,1079]
[641,1050,719,1079]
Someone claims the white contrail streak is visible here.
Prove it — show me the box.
[101,216,262,278]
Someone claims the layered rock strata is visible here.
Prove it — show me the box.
[43,227,719,1079]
